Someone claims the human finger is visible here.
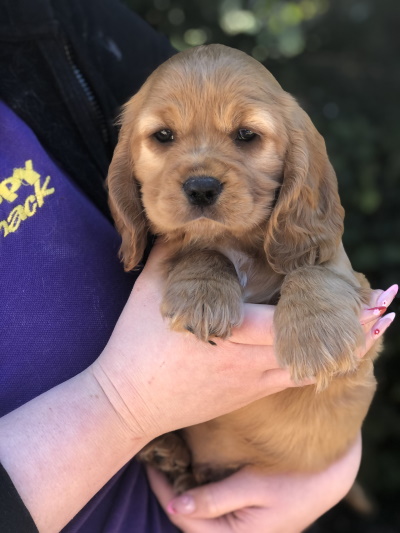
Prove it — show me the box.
[258,368,316,395]
[363,312,396,353]
[228,304,275,346]
[356,311,396,358]
[165,468,263,519]
[376,284,398,308]
[146,466,227,533]
[356,285,397,358]
[360,285,398,327]
[145,465,176,509]
[229,285,399,348]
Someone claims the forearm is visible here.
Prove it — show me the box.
[0,366,148,533]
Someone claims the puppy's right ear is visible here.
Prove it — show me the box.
[107,122,148,271]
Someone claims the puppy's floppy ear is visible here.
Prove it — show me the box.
[107,120,148,271]
[264,105,344,274]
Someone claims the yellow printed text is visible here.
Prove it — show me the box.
[0,160,55,237]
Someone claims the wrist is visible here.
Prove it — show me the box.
[84,363,152,451]
[89,350,163,444]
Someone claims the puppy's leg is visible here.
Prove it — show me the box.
[161,250,243,341]
[139,433,196,492]
[274,265,369,390]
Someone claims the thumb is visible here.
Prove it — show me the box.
[167,469,263,518]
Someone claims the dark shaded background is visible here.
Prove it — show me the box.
[127,1,400,530]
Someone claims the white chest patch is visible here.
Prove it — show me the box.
[216,247,251,288]
[214,245,282,305]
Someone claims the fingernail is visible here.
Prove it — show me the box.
[373,312,396,338]
[361,306,387,325]
[167,494,196,515]
[166,502,177,515]
[377,285,399,308]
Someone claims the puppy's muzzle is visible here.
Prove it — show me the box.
[183,176,223,207]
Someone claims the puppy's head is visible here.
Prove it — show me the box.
[107,44,343,273]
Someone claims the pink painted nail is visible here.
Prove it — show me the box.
[377,285,398,308]
[366,306,387,315]
[167,502,177,515]
[373,312,396,338]
[167,494,196,515]
[361,306,387,325]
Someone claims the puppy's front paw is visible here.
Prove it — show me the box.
[161,277,243,342]
[275,268,365,390]
[275,309,363,390]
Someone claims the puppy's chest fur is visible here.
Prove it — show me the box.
[216,246,283,305]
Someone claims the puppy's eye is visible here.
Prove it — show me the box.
[236,129,256,142]
[154,129,174,143]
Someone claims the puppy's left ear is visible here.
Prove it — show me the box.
[264,105,344,274]
[106,122,148,271]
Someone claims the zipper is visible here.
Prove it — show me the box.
[63,41,109,145]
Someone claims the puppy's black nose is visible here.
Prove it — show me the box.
[183,176,223,207]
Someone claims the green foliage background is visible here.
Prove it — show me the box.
[127,1,400,530]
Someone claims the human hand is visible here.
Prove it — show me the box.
[91,240,314,443]
[93,240,396,443]
[147,433,362,533]
[144,287,396,533]
[358,284,397,351]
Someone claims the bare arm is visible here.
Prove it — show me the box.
[0,242,309,533]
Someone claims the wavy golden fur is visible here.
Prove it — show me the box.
[107,44,380,490]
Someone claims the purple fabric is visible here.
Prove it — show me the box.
[0,100,178,533]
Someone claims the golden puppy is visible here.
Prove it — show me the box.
[107,44,380,490]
